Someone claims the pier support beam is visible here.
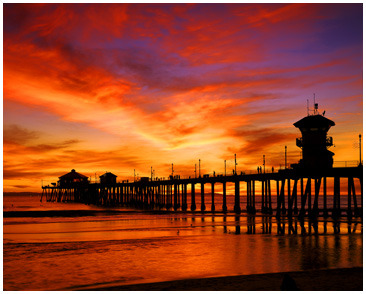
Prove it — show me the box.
[252,180,256,213]
[299,178,311,217]
[268,179,272,214]
[287,178,291,214]
[276,180,286,217]
[323,177,328,217]
[222,182,227,212]
[211,182,215,211]
[288,178,298,217]
[182,184,188,211]
[201,183,206,211]
[234,180,241,214]
[166,185,172,210]
[191,183,196,211]
[247,181,252,213]
[177,184,181,210]
[348,177,359,217]
[312,177,321,217]
[359,177,363,217]
[261,180,265,212]
[332,177,341,218]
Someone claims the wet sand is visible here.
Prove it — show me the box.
[86,267,362,291]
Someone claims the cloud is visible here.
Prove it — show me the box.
[4,3,130,43]
[12,185,32,189]
[227,127,297,158]
[28,140,80,152]
[3,141,145,181]
[3,124,40,145]
[3,167,53,180]
[3,125,81,153]
[3,3,363,191]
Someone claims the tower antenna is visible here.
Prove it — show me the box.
[307,99,309,116]
[313,93,319,115]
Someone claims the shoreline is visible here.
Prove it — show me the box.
[75,267,363,291]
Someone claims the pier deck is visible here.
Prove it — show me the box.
[42,166,362,218]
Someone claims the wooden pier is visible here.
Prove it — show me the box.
[42,166,362,218]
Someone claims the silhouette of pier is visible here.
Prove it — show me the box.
[41,102,362,218]
[41,166,362,218]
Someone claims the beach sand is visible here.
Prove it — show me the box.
[85,267,362,291]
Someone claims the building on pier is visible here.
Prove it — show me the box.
[58,169,89,187]
[100,172,117,185]
[294,104,335,170]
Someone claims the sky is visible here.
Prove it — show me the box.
[3,3,363,192]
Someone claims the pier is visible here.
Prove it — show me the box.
[41,103,362,218]
[41,166,362,218]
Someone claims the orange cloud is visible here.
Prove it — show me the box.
[3,3,362,191]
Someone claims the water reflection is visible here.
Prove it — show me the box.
[222,215,361,236]
[288,218,297,234]
[4,196,362,291]
[223,216,227,233]
[245,215,254,234]
[4,212,362,291]
[261,216,272,234]
[277,218,285,235]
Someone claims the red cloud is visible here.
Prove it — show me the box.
[3,4,362,191]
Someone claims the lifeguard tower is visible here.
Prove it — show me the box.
[294,100,335,170]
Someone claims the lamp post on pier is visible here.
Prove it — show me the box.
[234,154,237,175]
[285,146,287,169]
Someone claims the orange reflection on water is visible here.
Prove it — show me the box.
[3,213,362,291]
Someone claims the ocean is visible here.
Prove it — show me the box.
[3,195,363,291]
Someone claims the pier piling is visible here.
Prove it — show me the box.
[41,167,362,218]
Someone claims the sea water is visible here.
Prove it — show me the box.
[3,195,363,291]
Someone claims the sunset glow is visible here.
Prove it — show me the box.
[3,3,363,192]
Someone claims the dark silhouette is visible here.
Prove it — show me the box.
[100,172,117,185]
[40,103,362,219]
[294,104,335,170]
[58,169,89,187]
[280,274,299,290]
